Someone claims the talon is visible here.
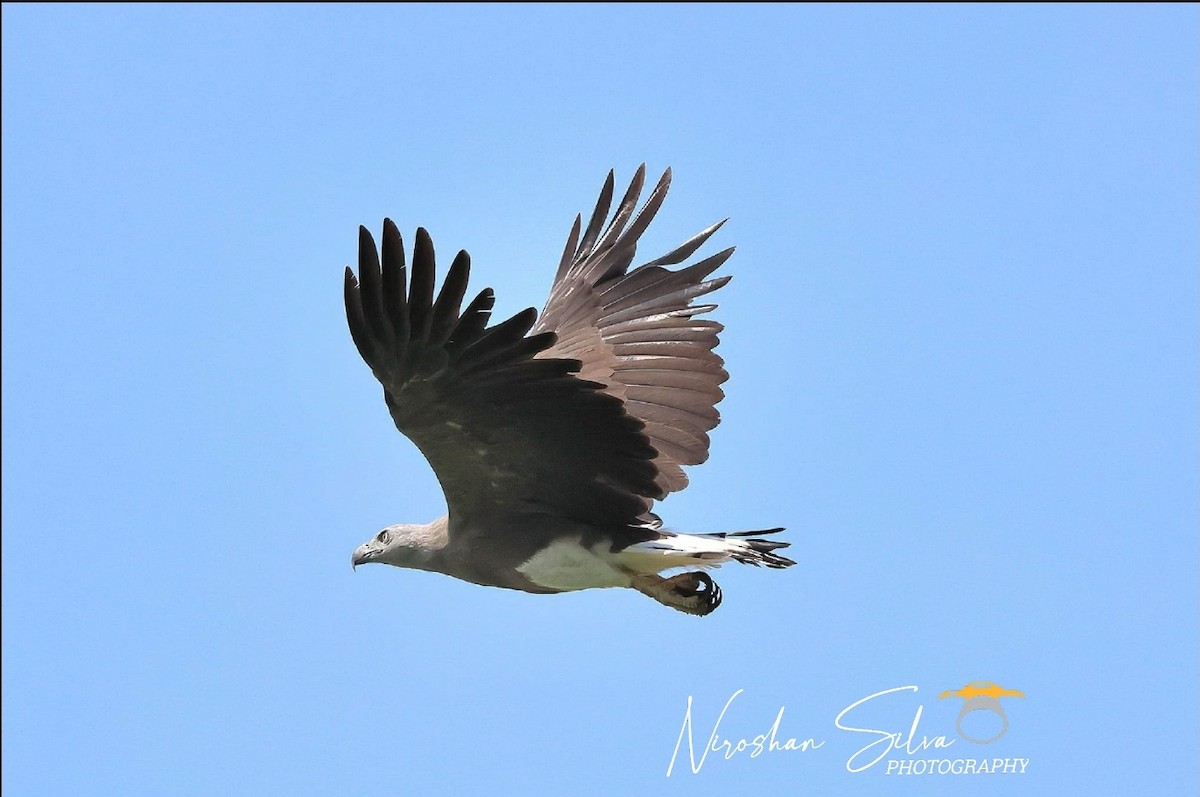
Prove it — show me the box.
[632,571,723,616]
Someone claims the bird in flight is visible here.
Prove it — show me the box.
[345,166,792,615]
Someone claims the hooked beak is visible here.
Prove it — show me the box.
[351,544,378,570]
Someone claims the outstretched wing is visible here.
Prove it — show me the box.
[534,166,733,496]
[344,221,662,528]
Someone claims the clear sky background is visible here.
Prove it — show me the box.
[3,5,1196,796]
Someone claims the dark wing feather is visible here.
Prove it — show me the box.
[346,220,663,528]
[535,166,733,496]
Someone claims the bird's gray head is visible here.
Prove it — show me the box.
[351,520,447,572]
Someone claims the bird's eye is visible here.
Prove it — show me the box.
[377,530,391,545]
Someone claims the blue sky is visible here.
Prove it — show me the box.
[2,4,1195,795]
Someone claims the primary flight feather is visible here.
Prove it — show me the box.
[346,166,792,615]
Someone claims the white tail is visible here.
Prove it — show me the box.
[619,527,794,575]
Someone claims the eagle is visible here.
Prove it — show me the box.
[346,166,793,615]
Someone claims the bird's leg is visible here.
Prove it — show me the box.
[631,572,722,616]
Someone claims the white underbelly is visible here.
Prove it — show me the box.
[516,537,633,591]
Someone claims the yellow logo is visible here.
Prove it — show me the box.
[938,681,1024,744]
[938,681,1025,701]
